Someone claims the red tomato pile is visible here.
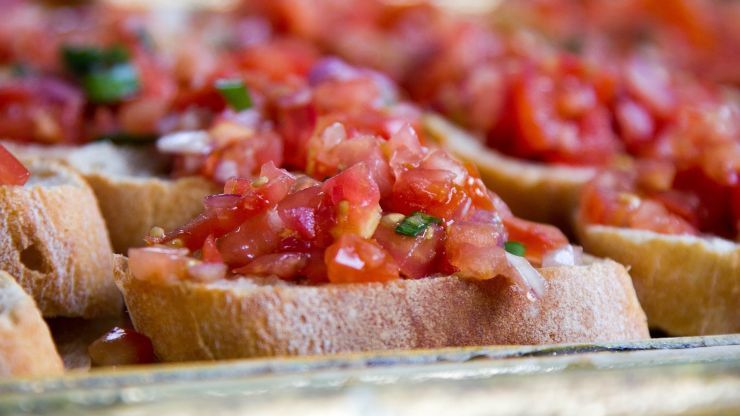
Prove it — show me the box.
[134,59,567,292]
[0,1,175,143]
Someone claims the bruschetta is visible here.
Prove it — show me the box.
[575,160,739,336]
[117,90,648,360]
[0,147,122,318]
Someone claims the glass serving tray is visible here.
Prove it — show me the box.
[1,335,739,415]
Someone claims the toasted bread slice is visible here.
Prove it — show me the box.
[2,141,219,253]
[576,222,740,336]
[0,270,64,377]
[423,114,595,230]
[0,159,122,317]
[115,255,648,362]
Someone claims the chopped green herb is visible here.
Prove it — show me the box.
[215,79,252,111]
[504,241,526,257]
[82,64,140,103]
[61,44,140,103]
[395,211,441,237]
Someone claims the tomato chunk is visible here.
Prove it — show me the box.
[325,234,399,283]
[503,216,568,264]
[0,145,30,186]
[444,221,508,280]
[373,218,443,279]
[88,327,156,367]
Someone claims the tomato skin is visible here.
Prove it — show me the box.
[201,234,223,263]
[325,234,399,283]
[128,247,191,283]
[373,219,443,279]
[276,90,317,170]
[217,211,282,267]
[277,185,325,241]
[0,145,30,186]
[322,163,382,238]
[502,216,568,264]
[88,327,156,367]
[234,252,309,280]
[443,221,508,280]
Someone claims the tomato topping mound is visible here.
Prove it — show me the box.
[581,160,739,241]
[138,102,568,297]
[0,145,30,186]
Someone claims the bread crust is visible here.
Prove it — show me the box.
[84,173,218,253]
[116,256,649,362]
[423,114,595,230]
[1,141,219,253]
[576,221,740,336]
[0,270,64,377]
[0,160,122,317]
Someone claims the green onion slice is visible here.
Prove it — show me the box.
[82,64,140,104]
[215,79,252,111]
[504,241,526,257]
[61,44,140,103]
[395,212,441,237]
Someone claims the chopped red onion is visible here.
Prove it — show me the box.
[505,252,546,300]
[157,130,212,155]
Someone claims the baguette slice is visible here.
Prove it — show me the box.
[2,141,219,253]
[423,114,595,230]
[576,221,740,336]
[0,270,64,377]
[116,256,649,362]
[0,159,122,317]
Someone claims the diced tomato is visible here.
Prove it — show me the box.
[443,221,509,280]
[201,234,223,263]
[234,252,309,280]
[128,247,190,283]
[217,210,282,267]
[673,167,735,239]
[275,89,316,170]
[236,38,318,83]
[324,234,399,283]
[387,168,471,220]
[88,327,156,367]
[254,162,296,203]
[0,77,84,143]
[0,145,30,186]
[277,185,323,240]
[503,216,568,263]
[313,77,384,115]
[373,219,443,279]
[302,249,329,283]
[509,68,619,165]
[624,56,676,119]
[203,129,284,183]
[322,163,382,238]
[580,169,699,236]
[615,98,655,154]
